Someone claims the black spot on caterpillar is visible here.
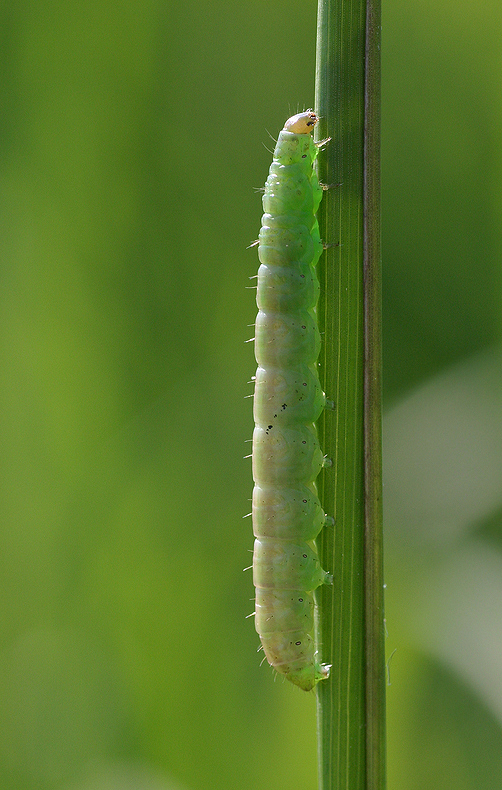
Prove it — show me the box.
[251,111,332,691]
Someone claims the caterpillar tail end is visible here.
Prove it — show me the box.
[286,661,331,692]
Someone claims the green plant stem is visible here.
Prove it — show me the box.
[363,3,385,788]
[314,0,385,788]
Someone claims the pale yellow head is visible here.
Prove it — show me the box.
[283,110,318,135]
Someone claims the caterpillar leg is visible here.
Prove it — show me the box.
[315,136,331,148]
[320,181,343,190]
[323,241,340,250]
[286,660,331,691]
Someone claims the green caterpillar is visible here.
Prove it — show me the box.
[252,111,332,691]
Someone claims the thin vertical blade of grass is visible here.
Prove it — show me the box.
[314,0,385,788]
[363,3,385,789]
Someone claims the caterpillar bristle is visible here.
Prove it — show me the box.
[265,128,278,143]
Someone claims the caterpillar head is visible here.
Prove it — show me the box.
[283,110,318,135]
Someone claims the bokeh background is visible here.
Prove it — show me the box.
[0,1,501,789]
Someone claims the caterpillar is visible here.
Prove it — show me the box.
[252,110,332,691]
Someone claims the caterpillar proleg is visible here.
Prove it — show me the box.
[252,111,332,691]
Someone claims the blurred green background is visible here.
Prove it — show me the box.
[0,1,501,789]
